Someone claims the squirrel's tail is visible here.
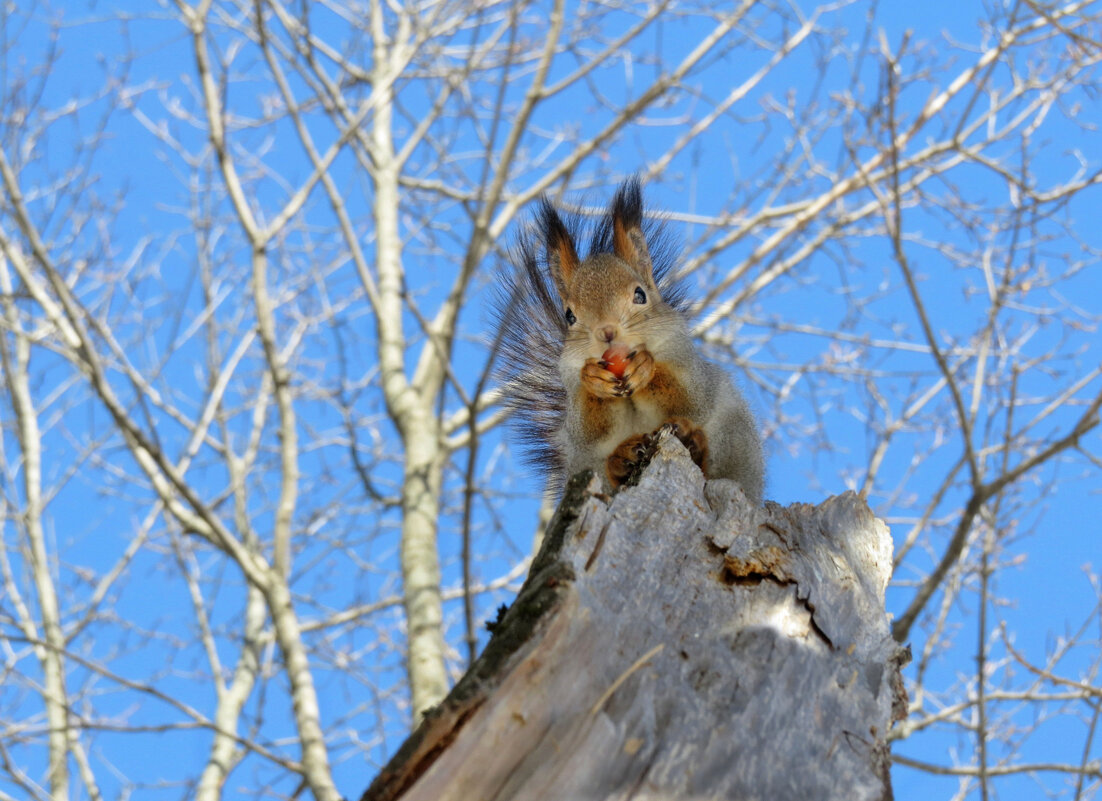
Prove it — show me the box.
[492,229,569,488]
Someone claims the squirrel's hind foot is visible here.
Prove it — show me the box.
[606,432,653,489]
[658,417,708,473]
[605,417,708,490]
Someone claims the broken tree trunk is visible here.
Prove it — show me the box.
[361,435,908,801]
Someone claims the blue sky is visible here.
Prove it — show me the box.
[1,1,1100,799]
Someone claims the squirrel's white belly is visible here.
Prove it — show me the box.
[593,399,668,460]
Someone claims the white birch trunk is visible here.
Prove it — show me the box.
[399,422,449,719]
[195,586,266,801]
[0,270,70,801]
[369,6,449,717]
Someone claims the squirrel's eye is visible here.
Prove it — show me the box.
[565,308,576,325]
[633,287,647,304]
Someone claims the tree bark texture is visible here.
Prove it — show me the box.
[361,435,908,801]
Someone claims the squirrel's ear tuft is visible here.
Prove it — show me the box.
[611,177,644,232]
[539,197,579,299]
[610,177,656,287]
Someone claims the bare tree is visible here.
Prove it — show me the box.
[0,0,1099,799]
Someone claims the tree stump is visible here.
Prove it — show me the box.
[360,434,908,801]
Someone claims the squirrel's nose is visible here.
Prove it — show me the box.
[598,325,617,343]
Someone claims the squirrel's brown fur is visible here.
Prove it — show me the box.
[495,179,763,502]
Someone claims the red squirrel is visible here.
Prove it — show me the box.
[496,179,763,503]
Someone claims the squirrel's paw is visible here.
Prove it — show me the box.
[659,417,708,473]
[582,358,623,399]
[605,432,654,489]
[618,347,655,396]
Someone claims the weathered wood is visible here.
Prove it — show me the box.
[361,434,907,801]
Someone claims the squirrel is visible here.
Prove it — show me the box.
[495,178,764,504]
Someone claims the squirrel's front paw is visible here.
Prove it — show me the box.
[606,432,654,489]
[659,417,708,473]
[581,358,623,399]
[618,347,655,396]
[584,347,655,399]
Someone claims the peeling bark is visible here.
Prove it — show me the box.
[361,434,907,801]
